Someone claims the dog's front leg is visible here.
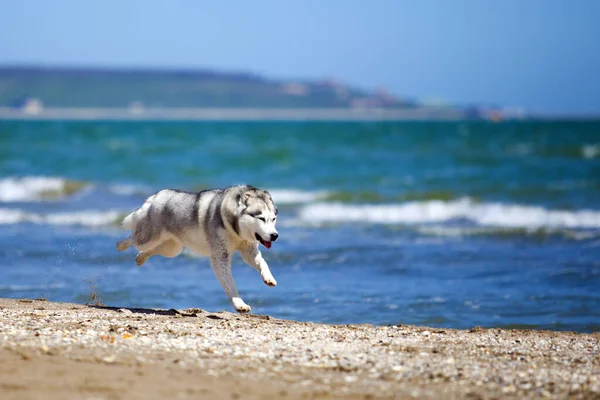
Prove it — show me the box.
[239,243,277,287]
[209,250,251,313]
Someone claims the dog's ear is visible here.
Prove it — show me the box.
[263,190,272,201]
[240,191,253,207]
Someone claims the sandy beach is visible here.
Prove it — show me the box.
[0,298,597,399]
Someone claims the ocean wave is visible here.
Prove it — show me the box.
[416,225,600,240]
[0,176,88,202]
[0,283,66,291]
[582,144,600,159]
[297,198,600,229]
[269,189,328,204]
[0,208,124,227]
[0,175,154,202]
[107,183,151,197]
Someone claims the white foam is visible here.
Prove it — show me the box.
[108,183,150,197]
[0,176,73,202]
[269,189,327,204]
[0,176,155,203]
[297,198,600,229]
[0,208,122,227]
[415,225,600,240]
[0,283,66,291]
[582,144,600,159]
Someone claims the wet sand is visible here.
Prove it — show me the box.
[0,298,598,399]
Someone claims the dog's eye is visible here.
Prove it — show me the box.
[272,218,277,223]
[258,217,266,222]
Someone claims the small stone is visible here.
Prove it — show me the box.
[102,355,116,364]
[504,385,517,393]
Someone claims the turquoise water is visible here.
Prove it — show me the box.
[1,120,599,332]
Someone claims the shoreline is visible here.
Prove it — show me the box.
[0,298,598,399]
[1,107,597,122]
[0,106,467,122]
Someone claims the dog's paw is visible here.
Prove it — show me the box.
[135,253,147,267]
[116,238,132,252]
[263,276,277,287]
[236,304,251,313]
[232,297,251,313]
[261,271,277,287]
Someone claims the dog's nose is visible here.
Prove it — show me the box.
[270,233,279,242]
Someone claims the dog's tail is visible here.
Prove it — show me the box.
[121,193,157,230]
[122,212,135,230]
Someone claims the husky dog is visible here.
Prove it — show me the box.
[116,185,279,313]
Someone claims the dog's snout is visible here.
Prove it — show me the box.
[270,233,279,242]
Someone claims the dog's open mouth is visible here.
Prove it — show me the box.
[255,233,272,249]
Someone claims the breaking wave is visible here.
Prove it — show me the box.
[0,283,66,291]
[297,198,600,229]
[0,208,124,227]
[582,144,600,159]
[0,176,88,202]
[0,176,329,205]
[415,225,600,241]
[268,189,328,204]
[0,176,153,202]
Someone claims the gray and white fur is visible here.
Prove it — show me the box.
[116,185,279,313]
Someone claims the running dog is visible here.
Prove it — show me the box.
[116,185,279,313]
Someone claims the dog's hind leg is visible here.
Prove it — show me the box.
[134,239,183,266]
[154,239,183,258]
[116,237,133,252]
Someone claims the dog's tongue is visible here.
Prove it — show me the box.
[264,241,272,249]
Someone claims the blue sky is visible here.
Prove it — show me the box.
[1,1,599,114]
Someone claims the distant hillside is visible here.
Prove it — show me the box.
[0,66,420,109]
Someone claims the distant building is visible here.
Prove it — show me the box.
[421,97,450,107]
[351,97,379,109]
[21,98,43,115]
[281,83,309,96]
[128,101,145,115]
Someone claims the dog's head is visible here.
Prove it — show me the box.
[237,187,279,249]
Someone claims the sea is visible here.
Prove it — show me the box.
[1,120,599,332]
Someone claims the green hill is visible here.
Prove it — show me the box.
[0,66,419,109]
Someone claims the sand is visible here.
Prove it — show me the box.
[0,298,598,399]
